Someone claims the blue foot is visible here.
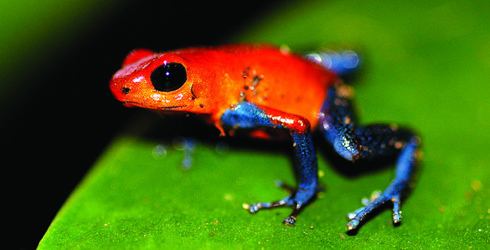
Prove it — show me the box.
[346,189,403,231]
[243,181,316,225]
[174,137,195,170]
[305,50,361,76]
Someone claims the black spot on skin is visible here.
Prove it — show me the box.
[122,87,130,95]
[190,85,197,100]
[242,67,250,79]
[252,75,263,85]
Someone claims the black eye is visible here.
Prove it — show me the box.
[150,63,187,92]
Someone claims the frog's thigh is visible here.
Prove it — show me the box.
[319,83,421,231]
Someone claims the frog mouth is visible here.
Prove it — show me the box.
[122,101,186,110]
[122,101,139,107]
[161,105,186,110]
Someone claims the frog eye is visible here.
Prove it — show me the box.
[150,63,187,92]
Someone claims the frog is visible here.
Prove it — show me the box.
[110,44,421,232]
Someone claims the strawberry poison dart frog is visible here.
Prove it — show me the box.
[110,44,420,232]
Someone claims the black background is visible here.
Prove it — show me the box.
[2,1,286,247]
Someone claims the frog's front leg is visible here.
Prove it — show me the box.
[220,102,318,225]
[319,83,421,232]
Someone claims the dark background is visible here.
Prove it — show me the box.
[1,1,285,247]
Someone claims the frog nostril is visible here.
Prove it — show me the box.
[122,87,131,95]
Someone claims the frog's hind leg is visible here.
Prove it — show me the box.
[305,50,360,76]
[319,83,421,232]
[220,102,319,225]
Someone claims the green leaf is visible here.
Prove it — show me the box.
[39,0,490,248]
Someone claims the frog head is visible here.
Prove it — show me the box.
[110,49,215,114]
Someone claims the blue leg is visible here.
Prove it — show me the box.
[319,83,421,232]
[305,50,361,76]
[181,138,195,170]
[221,102,318,225]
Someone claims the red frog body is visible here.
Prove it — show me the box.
[110,44,420,232]
[111,45,336,132]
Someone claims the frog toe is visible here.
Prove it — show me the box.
[242,196,293,214]
[391,195,402,225]
[244,181,318,225]
[346,191,402,232]
[283,215,297,226]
